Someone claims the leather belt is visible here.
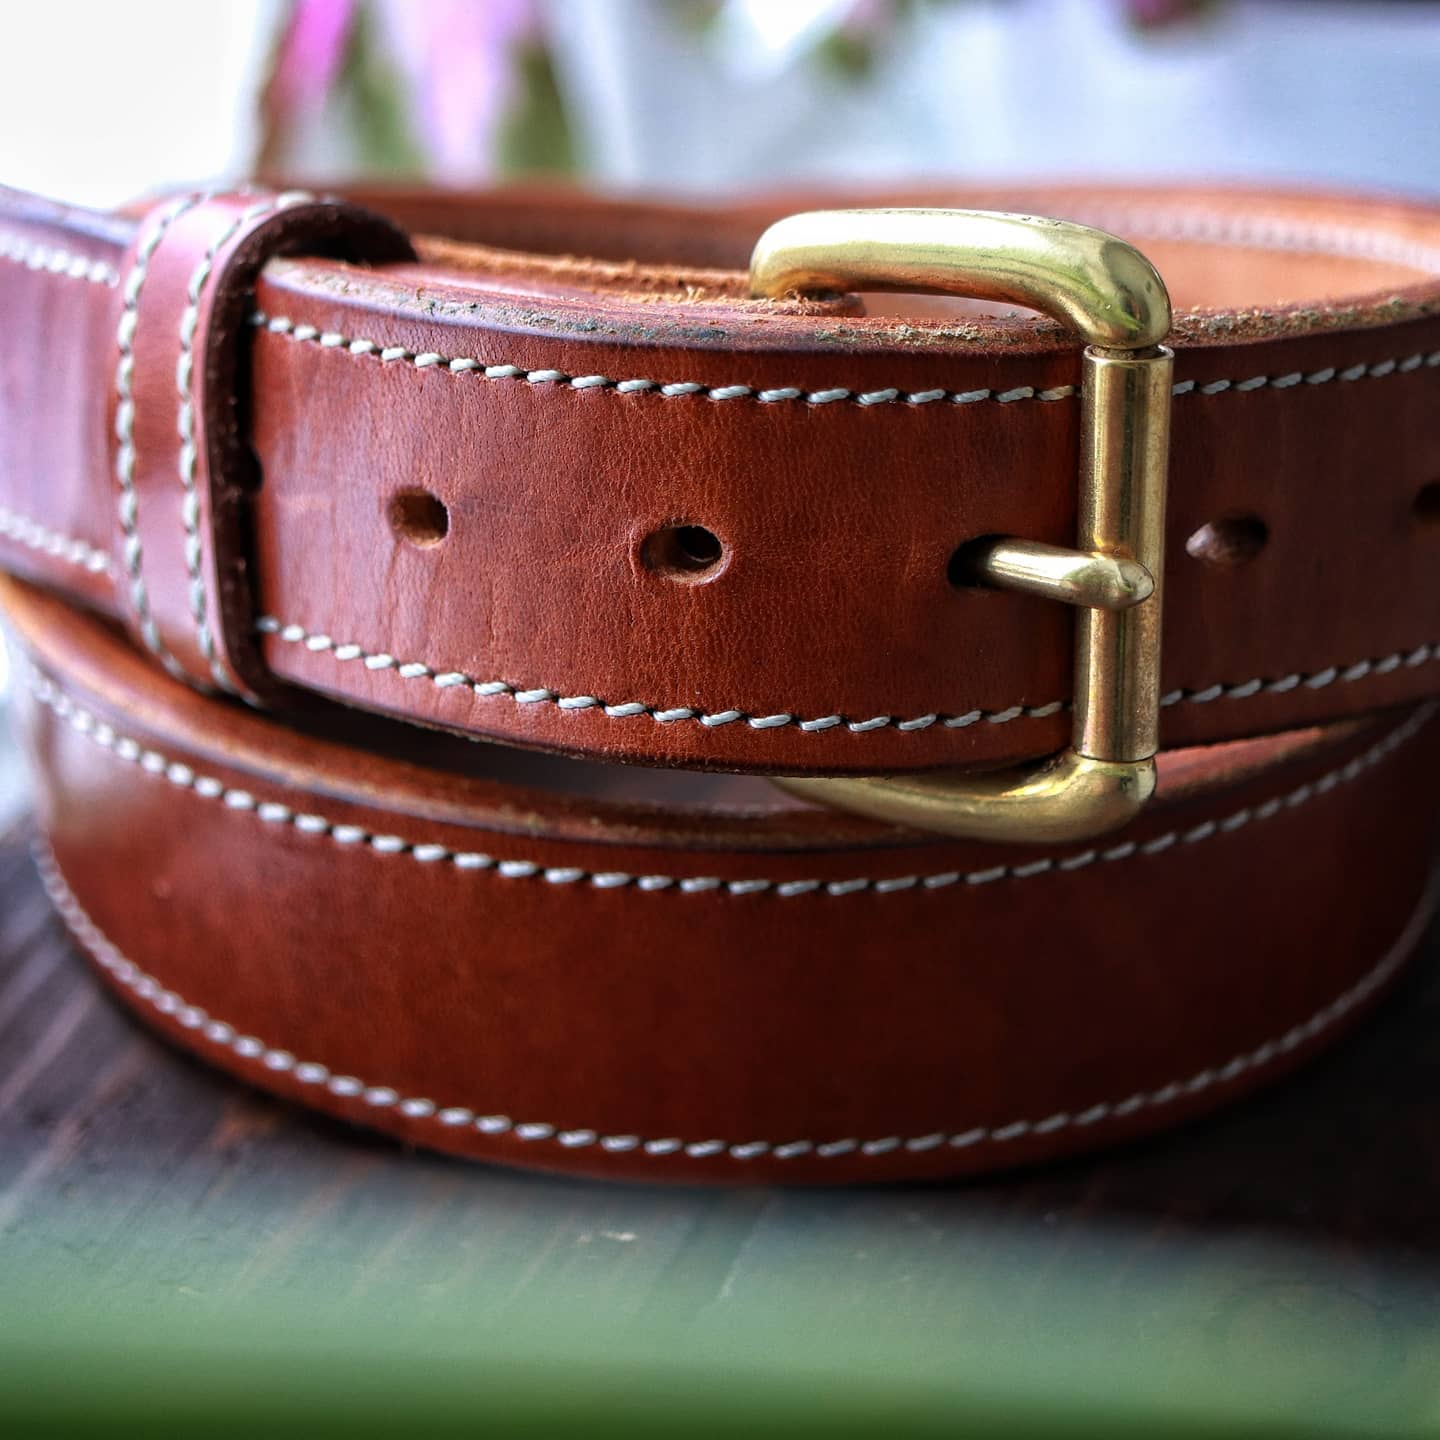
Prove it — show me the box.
[2,182,1439,775]
[2,179,1440,1181]
[10,578,1439,1183]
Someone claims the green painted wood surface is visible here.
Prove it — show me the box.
[1,821,1438,1436]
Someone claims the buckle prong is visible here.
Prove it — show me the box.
[749,209,1174,844]
[974,538,1154,613]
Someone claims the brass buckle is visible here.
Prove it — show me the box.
[749,209,1174,843]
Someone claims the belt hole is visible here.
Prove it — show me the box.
[388,490,449,548]
[641,524,726,582]
[1185,514,1267,567]
[1414,481,1440,525]
[947,535,1001,590]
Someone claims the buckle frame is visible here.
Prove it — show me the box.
[749,209,1173,843]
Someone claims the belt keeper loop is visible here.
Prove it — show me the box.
[106,189,415,700]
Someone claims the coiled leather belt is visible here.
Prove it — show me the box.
[2,179,1439,1182]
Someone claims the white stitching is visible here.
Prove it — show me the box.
[253,310,1440,408]
[254,310,1074,407]
[254,617,1065,734]
[176,193,311,692]
[24,666,1434,900]
[1157,644,1440,710]
[0,229,118,287]
[32,838,1434,1165]
[257,616,1440,739]
[114,194,207,680]
[0,505,111,576]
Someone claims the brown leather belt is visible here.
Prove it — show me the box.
[2,179,1439,1182]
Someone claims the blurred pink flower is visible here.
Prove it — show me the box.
[377,0,538,180]
[268,0,359,116]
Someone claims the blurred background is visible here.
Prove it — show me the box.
[2,0,1438,206]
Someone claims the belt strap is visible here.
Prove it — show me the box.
[2,182,1439,775]
[9,576,1438,1183]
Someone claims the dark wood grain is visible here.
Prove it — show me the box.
[3,814,1439,1433]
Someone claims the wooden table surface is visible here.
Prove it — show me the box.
[2,813,1438,1436]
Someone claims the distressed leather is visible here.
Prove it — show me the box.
[10,578,1439,1184]
[0,182,1438,773]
